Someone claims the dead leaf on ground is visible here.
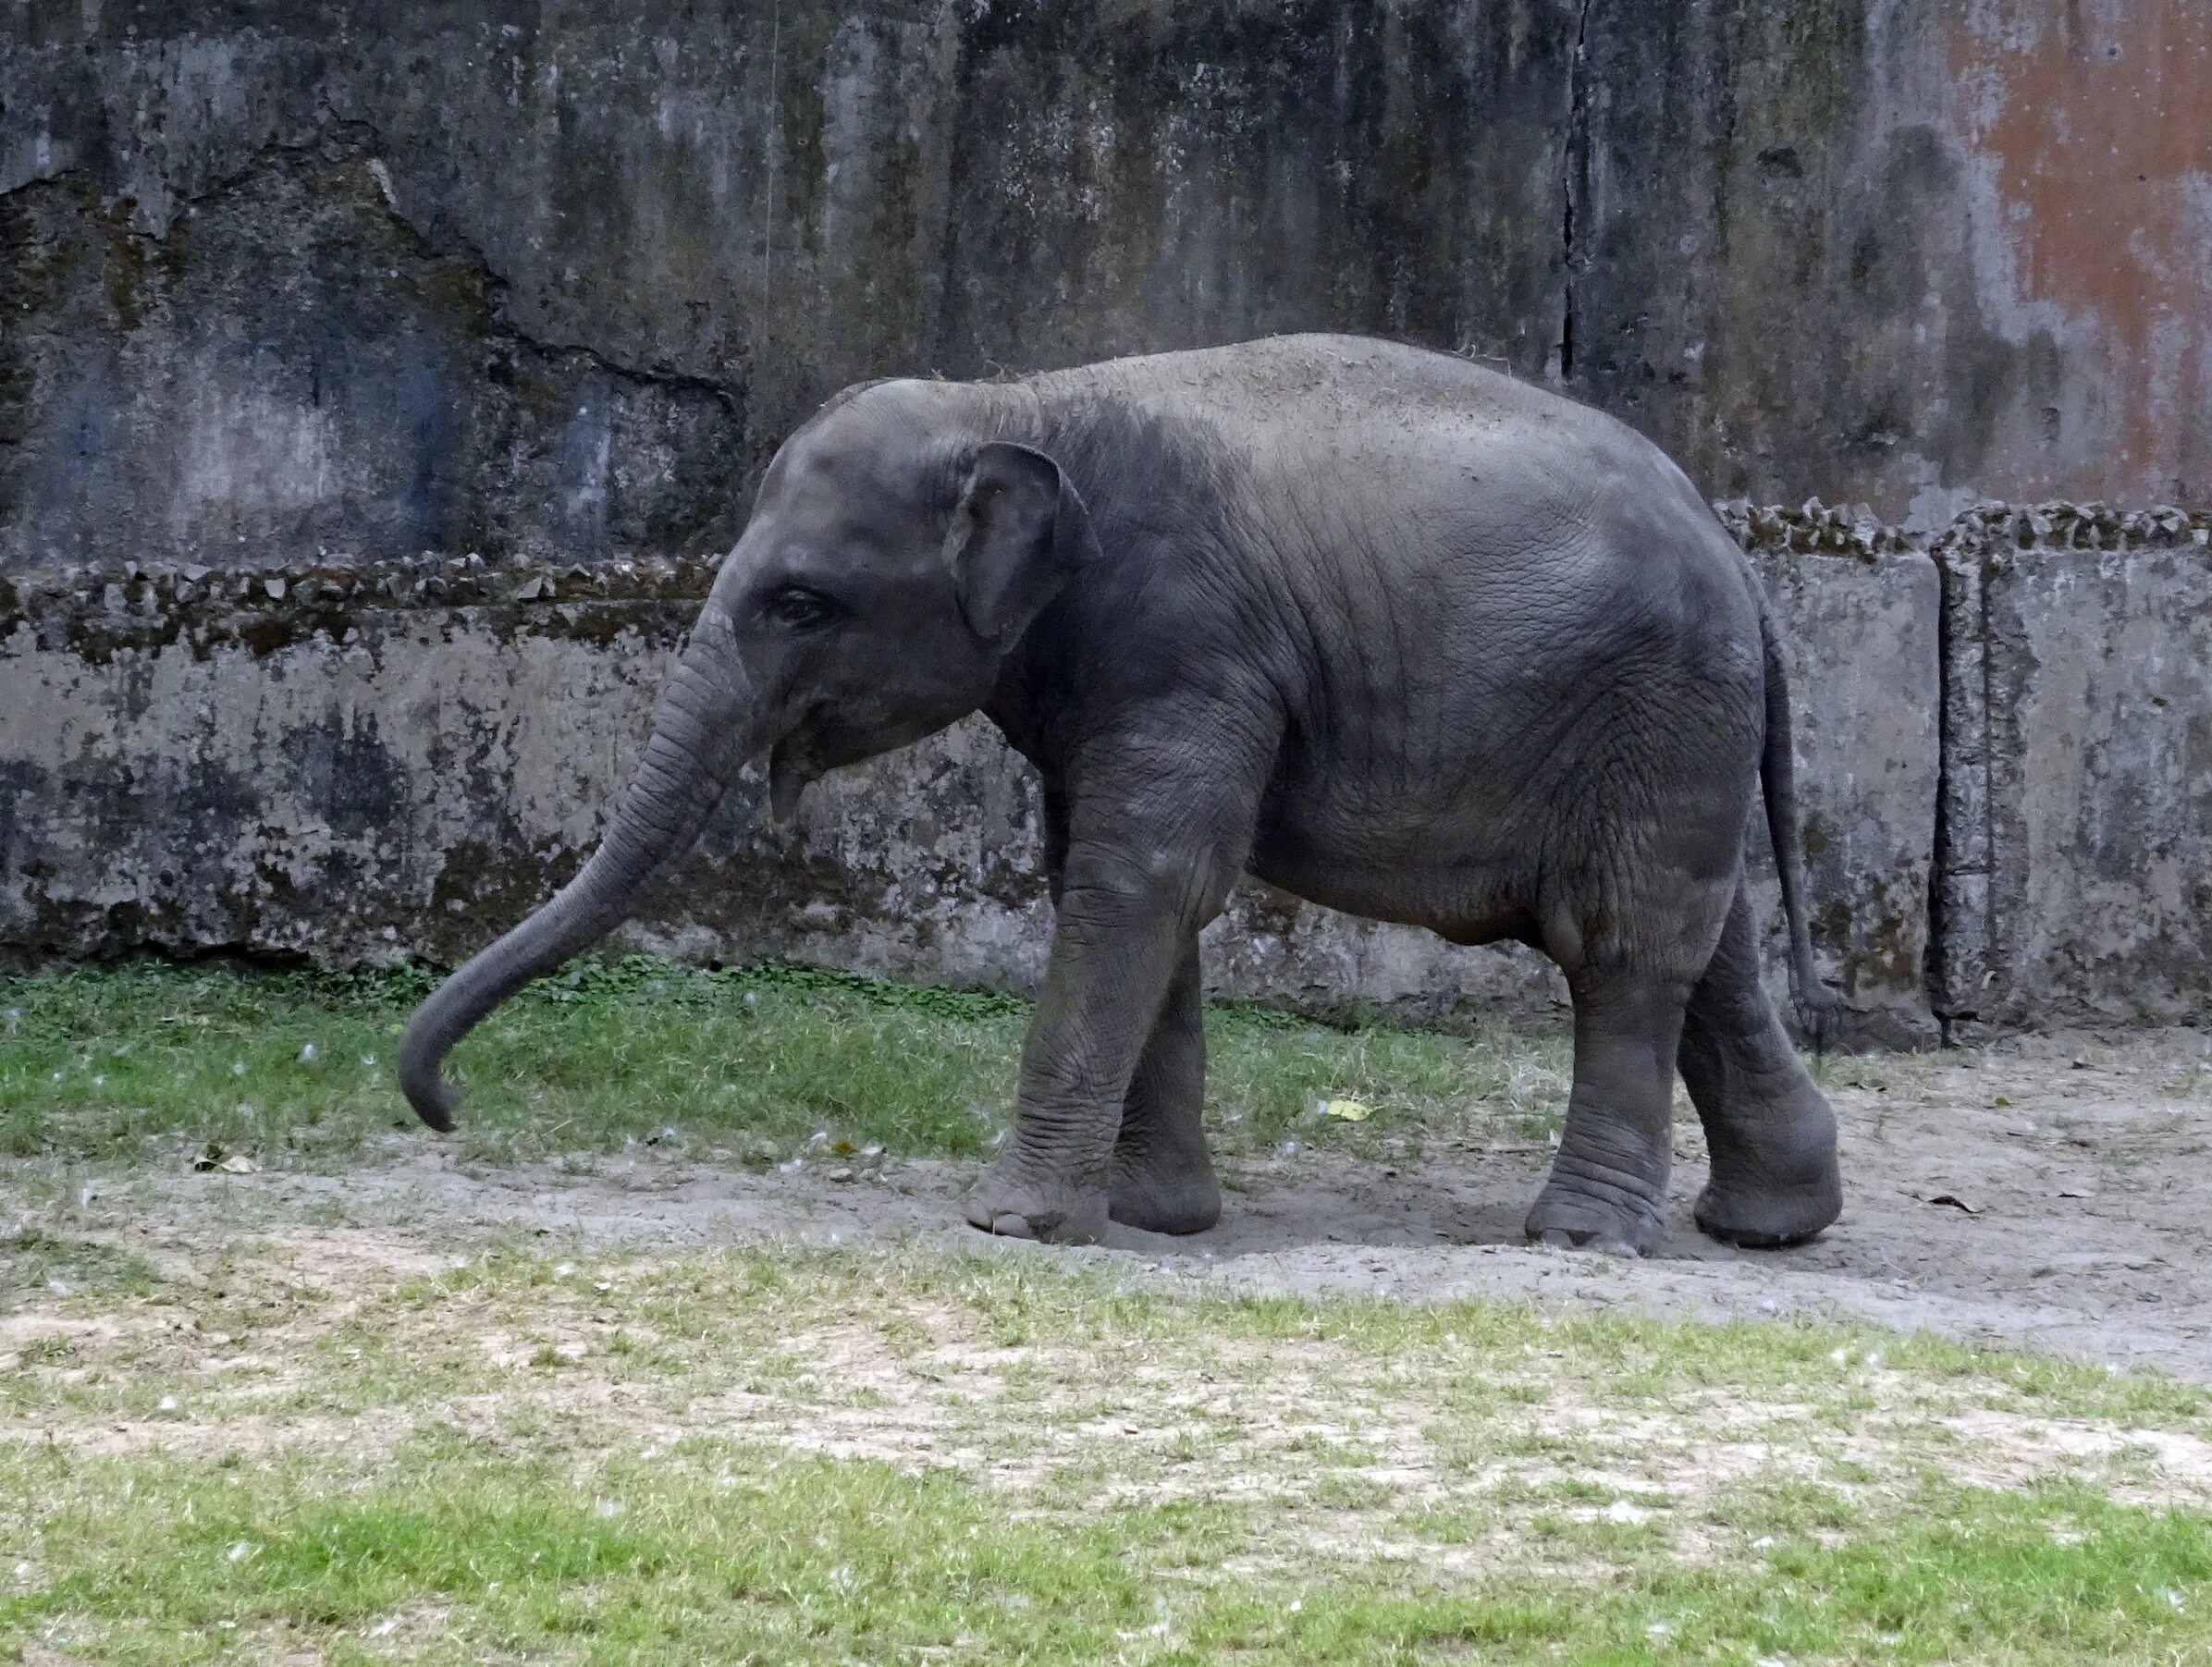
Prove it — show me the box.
[190,1146,261,1175]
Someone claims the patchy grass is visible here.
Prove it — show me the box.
[9,964,2209,1659]
[0,1225,159,1305]
[3,1239,2209,1663]
[0,958,1570,1171]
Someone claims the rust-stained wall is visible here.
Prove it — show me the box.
[3,5,2206,1034]
[1946,3,2210,509]
[2,1,2205,575]
[1567,0,2208,525]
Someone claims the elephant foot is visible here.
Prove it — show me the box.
[1531,1226,1641,1257]
[1523,1185,1664,1259]
[1108,1151,1222,1236]
[1693,1083,1843,1249]
[1693,1152,1842,1250]
[963,1156,1110,1245]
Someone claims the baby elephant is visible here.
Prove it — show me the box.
[401,334,1842,1256]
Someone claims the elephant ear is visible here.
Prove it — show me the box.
[943,442,1103,645]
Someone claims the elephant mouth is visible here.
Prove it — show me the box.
[767,739,816,822]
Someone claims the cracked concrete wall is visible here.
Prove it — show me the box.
[0,512,1938,1041]
[1931,505,2212,1032]
[1716,505,1941,1047]
[7,504,2206,1036]
[4,1,2203,572]
[2,139,747,571]
[0,1,1578,573]
[2,4,2205,1034]
[1573,1,2209,526]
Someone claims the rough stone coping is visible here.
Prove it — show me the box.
[4,501,2208,640]
[1709,497,1922,557]
[1932,501,2212,557]
[0,548,721,629]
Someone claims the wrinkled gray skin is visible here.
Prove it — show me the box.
[401,335,1843,1256]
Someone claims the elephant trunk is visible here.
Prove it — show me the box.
[399,619,753,1131]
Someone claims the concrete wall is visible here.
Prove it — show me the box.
[0,546,1579,1023]
[3,1,2205,579]
[19,499,2203,1043]
[1931,505,2212,1032]
[4,5,2206,1036]
[1715,504,1941,1045]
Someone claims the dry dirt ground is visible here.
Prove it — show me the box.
[89,1026,2212,1380]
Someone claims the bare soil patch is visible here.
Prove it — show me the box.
[51,1026,2212,1379]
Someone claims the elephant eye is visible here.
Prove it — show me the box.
[765,585,839,630]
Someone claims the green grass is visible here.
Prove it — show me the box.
[7,1443,2207,1665]
[6,962,2206,1661]
[0,956,1569,1170]
[0,1225,159,1302]
[4,1243,2209,1664]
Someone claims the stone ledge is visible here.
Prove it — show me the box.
[1931,509,2212,1033]
[1711,497,1921,558]
[5,501,2206,1036]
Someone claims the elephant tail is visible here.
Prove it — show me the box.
[1756,594,1837,1049]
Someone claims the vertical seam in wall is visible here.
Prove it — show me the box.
[1923,541,1953,1040]
[1556,0,1593,384]
[1977,538,2009,1027]
[760,0,782,296]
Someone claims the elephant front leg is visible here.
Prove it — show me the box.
[1109,940,1222,1235]
[966,853,1213,1244]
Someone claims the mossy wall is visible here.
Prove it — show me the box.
[5,2,2202,576]
[4,5,2206,1033]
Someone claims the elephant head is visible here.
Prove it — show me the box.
[399,381,1102,1130]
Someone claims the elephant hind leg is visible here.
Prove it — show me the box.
[1680,886,1842,1248]
[1524,963,1694,1257]
[1108,939,1222,1235]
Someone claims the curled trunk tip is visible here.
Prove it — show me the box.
[394,645,748,1131]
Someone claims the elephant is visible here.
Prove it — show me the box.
[400,333,1843,1256]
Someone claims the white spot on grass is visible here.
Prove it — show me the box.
[298,1043,317,1063]
[230,1061,246,1077]
[226,1540,252,1563]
